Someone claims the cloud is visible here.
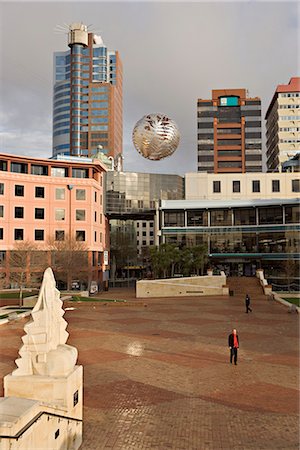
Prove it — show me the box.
[0,1,298,174]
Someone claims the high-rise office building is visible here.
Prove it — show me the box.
[53,23,123,165]
[197,89,262,173]
[265,77,300,172]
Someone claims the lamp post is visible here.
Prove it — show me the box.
[67,184,74,238]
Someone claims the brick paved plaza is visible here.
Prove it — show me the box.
[0,279,299,450]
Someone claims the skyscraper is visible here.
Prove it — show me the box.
[265,77,300,172]
[53,23,123,165]
[197,89,262,173]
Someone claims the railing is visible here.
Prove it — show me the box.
[0,411,82,440]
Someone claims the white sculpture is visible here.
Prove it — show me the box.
[13,267,77,377]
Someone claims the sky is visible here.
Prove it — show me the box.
[0,1,299,175]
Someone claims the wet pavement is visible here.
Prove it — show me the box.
[0,283,299,449]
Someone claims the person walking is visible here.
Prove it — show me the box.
[245,293,252,313]
[228,328,239,365]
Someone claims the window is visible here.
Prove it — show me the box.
[94,191,97,202]
[252,180,260,193]
[258,207,283,225]
[234,208,256,225]
[15,185,24,196]
[0,206,3,218]
[272,180,280,193]
[11,162,28,174]
[31,165,48,176]
[232,181,240,193]
[35,208,44,220]
[72,168,88,178]
[0,228,3,239]
[0,183,4,195]
[55,188,65,200]
[187,210,208,226]
[94,231,97,242]
[213,181,221,193]
[14,229,24,240]
[76,230,85,241]
[51,167,68,177]
[210,209,232,226]
[142,240,147,246]
[285,205,300,223]
[138,200,144,208]
[94,211,97,222]
[35,230,44,241]
[0,161,7,171]
[35,187,45,198]
[164,211,184,227]
[15,207,24,219]
[76,189,86,200]
[55,230,65,241]
[55,209,65,220]
[76,209,86,221]
[292,179,300,193]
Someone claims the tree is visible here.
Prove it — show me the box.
[109,221,137,276]
[148,243,209,279]
[282,258,298,292]
[48,234,89,290]
[192,245,208,275]
[9,240,45,306]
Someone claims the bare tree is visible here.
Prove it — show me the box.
[9,240,44,306]
[48,234,89,290]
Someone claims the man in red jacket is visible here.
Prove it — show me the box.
[228,328,239,365]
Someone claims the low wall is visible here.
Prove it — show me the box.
[256,269,272,295]
[136,275,228,298]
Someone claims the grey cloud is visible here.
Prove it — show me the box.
[0,1,298,174]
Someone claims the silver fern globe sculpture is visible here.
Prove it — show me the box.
[132,113,180,160]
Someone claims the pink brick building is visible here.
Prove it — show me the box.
[0,152,109,290]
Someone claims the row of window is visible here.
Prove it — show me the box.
[0,228,98,242]
[278,104,300,109]
[136,231,154,237]
[0,184,102,201]
[0,164,94,179]
[212,179,300,193]
[279,93,300,98]
[163,205,299,227]
[0,206,102,223]
[137,239,154,247]
[136,222,154,228]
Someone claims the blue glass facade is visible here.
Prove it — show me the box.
[53,34,121,158]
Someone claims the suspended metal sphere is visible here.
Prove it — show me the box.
[132,113,180,161]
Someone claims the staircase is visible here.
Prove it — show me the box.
[227,276,264,298]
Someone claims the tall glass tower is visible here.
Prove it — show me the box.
[53,23,123,164]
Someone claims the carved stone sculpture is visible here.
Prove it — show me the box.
[13,267,77,377]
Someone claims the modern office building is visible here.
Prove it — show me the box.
[0,152,109,289]
[265,77,300,172]
[53,23,123,165]
[158,198,299,285]
[105,171,184,278]
[197,88,262,173]
[157,171,300,285]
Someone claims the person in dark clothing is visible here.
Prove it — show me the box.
[245,294,252,313]
[228,329,239,365]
